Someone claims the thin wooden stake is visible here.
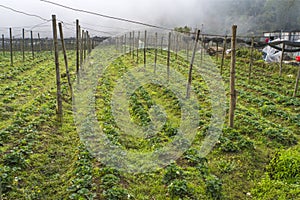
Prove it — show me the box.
[186,40,190,61]
[132,31,135,59]
[154,32,158,73]
[22,29,25,61]
[161,36,163,54]
[76,19,80,75]
[129,32,132,54]
[293,64,300,97]
[248,37,254,82]
[137,31,140,63]
[167,32,171,80]
[200,35,204,64]
[58,22,73,96]
[229,25,237,128]
[52,15,63,121]
[87,31,91,54]
[175,34,179,59]
[2,34,4,55]
[30,31,34,60]
[9,28,13,66]
[80,29,84,66]
[280,43,285,76]
[38,33,42,52]
[144,30,147,68]
[124,34,127,53]
[220,36,227,75]
[216,42,219,61]
[186,30,200,98]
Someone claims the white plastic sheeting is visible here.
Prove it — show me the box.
[262,38,282,63]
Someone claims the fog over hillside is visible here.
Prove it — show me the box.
[1,0,299,37]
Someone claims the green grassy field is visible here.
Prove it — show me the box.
[0,47,299,199]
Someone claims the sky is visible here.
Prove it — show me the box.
[0,0,216,38]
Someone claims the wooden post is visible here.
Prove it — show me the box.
[186,40,189,60]
[280,43,285,76]
[124,34,127,53]
[22,29,25,61]
[52,15,63,121]
[167,32,171,80]
[87,31,91,54]
[293,64,300,97]
[80,29,84,66]
[200,35,204,64]
[58,22,73,95]
[30,31,34,60]
[132,31,135,59]
[13,36,16,57]
[220,36,227,75]
[2,34,4,56]
[154,32,158,73]
[38,33,42,52]
[9,28,14,66]
[83,31,87,59]
[216,42,219,61]
[9,28,13,66]
[186,30,200,98]
[229,25,237,128]
[137,31,140,63]
[144,30,147,68]
[129,32,132,54]
[161,36,164,54]
[175,34,179,59]
[45,39,49,53]
[76,19,80,75]
[248,37,254,82]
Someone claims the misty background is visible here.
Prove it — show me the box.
[0,0,300,38]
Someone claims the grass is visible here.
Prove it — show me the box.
[0,46,299,199]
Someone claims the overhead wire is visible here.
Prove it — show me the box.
[40,0,173,31]
[0,4,49,21]
[0,2,268,40]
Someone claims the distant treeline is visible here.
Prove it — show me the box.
[200,0,300,35]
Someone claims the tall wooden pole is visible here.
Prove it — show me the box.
[52,15,63,121]
[280,43,285,76]
[76,19,80,75]
[80,29,84,66]
[124,34,127,53]
[186,30,200,98]
[22,29,25,61]
[216,42,219,61]
[132,31,135,59]
[30,31,34,60]
[38,33,42,52]
[220,36,227,75]
[167,32,171,80]
[229,25,237,128]
[161,36,164,54]
[2,34,4,55]
[293,65,300,97]
[248,37,254,82]
[9,28,13,66]
[144,30,147,68]
[137,31,140,63]
[58,22,73,96]
[83,31,87,59]
[175,34,179,59]
[129,32,132,54]
[186,40,189,60]
[87,31,91,54]
[154,32,158,73]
